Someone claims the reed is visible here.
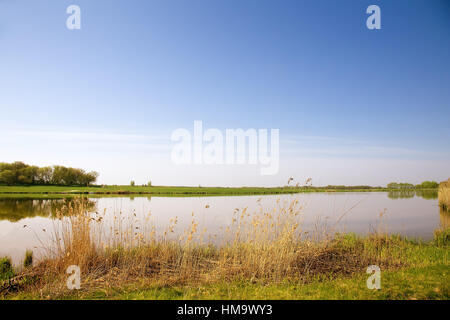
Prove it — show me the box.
[438,179,450,212]
[23,250,33,268]
[2,198,407,297]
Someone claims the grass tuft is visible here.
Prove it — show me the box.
[23,250,33,269]
[434,228,450,247]
[0,257,14,281]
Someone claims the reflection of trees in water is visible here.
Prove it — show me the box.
[415,190,438,200]
[388,190,415,199]
[387,190,438,200]
[0,198,97,222]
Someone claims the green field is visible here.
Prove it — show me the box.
[0,185,389,196]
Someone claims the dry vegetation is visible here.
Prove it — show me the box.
[439,179,450,212]
[1,197,413,299]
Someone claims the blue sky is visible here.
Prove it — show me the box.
[0,0,449,186]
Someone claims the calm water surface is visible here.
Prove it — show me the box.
[0,191,445,264]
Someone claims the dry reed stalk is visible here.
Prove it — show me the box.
[438,179,450,212]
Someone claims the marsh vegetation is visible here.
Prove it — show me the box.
[439,179,450,212]
[1,197,448,300]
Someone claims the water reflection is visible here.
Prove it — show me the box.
[0,198,96,222]
[387,190,438,200]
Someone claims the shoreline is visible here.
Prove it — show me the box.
[0,185,438,197]
[2,233,448,300]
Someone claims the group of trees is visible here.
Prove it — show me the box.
[387,181,439,190]
[0,162,99,186]
[417,181,439,189]
[387,182,415,189]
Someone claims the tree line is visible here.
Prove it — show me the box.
[0,162,99,186]
[387,181,439,189]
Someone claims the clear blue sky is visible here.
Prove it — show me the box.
[0,0,449,186]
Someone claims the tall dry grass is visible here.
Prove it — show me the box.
[9,198,401,296]
[438,179,450,212]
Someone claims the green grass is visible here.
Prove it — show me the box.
[0,185,390,196]
[77,265,448,300]
[9,265,448,300]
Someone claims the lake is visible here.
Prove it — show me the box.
[0,191,445,264]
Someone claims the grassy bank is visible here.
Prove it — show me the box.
[1,199,448,300]
[6,239,448,300]
[0,185,402,196]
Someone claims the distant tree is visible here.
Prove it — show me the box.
[20,166,38,184]
[387,182,415,189]
[0,163,10,171]
[147,180,152,187]
[0,170,15,185]
[85,171,99,186]
[130,180,135,186]
[51,166,62,184]
[387,182,399,189]
[417,181,439,189]
[36,167,53,184]
[11,161,27,172]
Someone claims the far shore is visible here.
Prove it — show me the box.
[0,185,438,197]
